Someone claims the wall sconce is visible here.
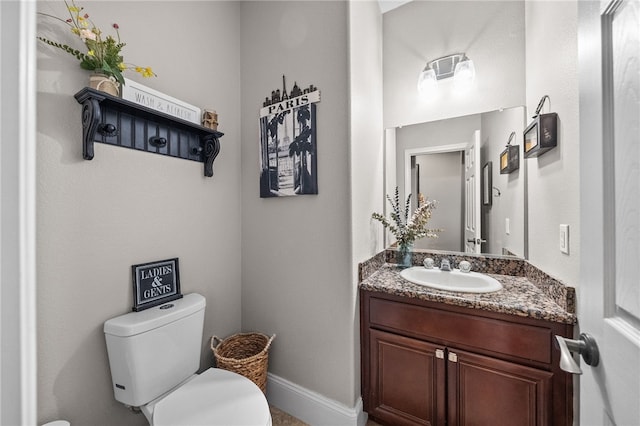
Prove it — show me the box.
[418,53,475,94]
[524,95,558,158]
[499,131,520,174]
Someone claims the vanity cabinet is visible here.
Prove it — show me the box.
[361,290,573,426]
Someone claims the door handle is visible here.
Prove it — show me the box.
[554,333,600,375]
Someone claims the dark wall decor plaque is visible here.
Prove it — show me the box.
[523,112,558,158]
[500,131,520,174]
[259,75,320,198]
[131,258,182,311]
[523,96,558,159]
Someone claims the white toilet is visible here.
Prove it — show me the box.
[104,293,272,426]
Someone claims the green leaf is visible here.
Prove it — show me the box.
[112,69,125,86]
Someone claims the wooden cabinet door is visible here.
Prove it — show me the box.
[447,348,553,426]
[369,328,446,426]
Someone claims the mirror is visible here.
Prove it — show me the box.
[384,106,527,258]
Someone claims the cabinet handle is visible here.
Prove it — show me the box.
[435,349,445,359]
[466,238,487,245]
[448,352,458,363]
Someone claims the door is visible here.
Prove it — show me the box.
[579,1,640,425]
[464,130,481,254]
[369,329,446,426]
[446,348,553,426]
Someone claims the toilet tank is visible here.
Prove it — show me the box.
[104,293,206,407]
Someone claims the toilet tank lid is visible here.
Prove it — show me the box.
[104,293,205,337]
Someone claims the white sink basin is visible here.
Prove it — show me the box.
[399,267,503,293]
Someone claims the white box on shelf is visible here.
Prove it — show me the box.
[121,79,202,125]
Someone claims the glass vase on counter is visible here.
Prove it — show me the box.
[397,242,413,268]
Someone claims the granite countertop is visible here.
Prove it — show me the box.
[360,264,576,325]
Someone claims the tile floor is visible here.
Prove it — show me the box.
[270,406,382,426]
[270,406,309,425]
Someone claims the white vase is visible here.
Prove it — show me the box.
[88,73,120,97]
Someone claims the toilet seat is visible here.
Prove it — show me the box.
[151,368,271,426]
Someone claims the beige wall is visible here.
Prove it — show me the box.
[348,0,385,409]
[480,106,527,258]
[349,0,385,279]
[240,0,356,407]
[36,2,242,425]
[525,1,580,286]
[383,1,526,128]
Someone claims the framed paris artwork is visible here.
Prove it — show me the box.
[259,76,320,198]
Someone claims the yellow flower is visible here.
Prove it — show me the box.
[118,63,126,71]
[133,66,155,78]
[87,50,95,56]
[67,6,79,12]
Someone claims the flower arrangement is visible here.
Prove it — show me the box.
[372,187,440,247]
[37,0,156,86]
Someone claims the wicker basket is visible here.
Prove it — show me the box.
[211,332,275,394]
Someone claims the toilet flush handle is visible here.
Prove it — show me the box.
[554,333,600,375]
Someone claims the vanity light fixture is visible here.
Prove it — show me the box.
[453,54,475,89]
[417,66,437,93]
[524,95,558,158]
[417,53,475,95]
[499,131,520,174]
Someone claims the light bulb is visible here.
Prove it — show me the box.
[417,67,437,95]
[453,58,475,90]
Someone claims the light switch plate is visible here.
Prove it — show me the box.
[559,224,569,254]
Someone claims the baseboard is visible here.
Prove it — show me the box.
[266,373,367,426]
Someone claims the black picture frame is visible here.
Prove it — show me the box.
[524,112,558,158]
[499,144,520,174]
[131,258,182,312]
[259,77,320,198]
[483,162,492,206]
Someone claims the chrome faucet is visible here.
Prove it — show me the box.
[440,258,451,271]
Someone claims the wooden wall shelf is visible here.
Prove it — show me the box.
[74,87,223,177]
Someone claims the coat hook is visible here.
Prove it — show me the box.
[149,136,167,148]
[97,123,118,137]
